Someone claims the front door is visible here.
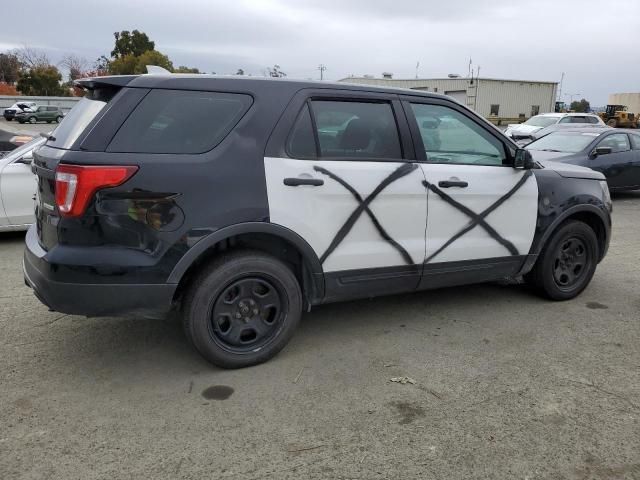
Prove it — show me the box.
[264,96,427,300]
[404,100,538,287]
[591,132,639,190]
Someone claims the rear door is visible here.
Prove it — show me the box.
[0,147,37,226]
[403,97,538,287]
[264,90,427,299]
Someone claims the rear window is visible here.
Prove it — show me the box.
[48,96,108,149]
[107,90,252,154]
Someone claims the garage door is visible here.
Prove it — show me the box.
[444,90,467,104]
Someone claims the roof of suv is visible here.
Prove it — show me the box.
[75,74,449,99]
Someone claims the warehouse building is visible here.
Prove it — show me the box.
[608,92,640,115]
[339,75,558,124]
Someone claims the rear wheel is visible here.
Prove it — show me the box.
[182,250,302,368]
[607,118,618,127]
[6,118,12,122]
[56,116,63,123]
[526,221,599,300]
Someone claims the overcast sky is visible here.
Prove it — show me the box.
[1,0,638,105]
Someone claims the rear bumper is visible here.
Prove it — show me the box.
[23,226,176,318]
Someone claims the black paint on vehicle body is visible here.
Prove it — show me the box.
[24,75,612,318]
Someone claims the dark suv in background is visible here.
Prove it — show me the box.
[24,74,611,368]
[16,105,64,124]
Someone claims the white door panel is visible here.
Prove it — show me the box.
[422,164,538,263]
[264,157,427,272]
[0,161,37,226]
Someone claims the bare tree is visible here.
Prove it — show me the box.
[14,45,51,69]
[60,54,89,81]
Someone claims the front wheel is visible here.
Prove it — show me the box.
[28,116,37,124]
[182,250,303,368]
[525,220,599,300]
[56,116,63,123]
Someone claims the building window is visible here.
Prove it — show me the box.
[490,104,500,116]
[531,105,540,116]
[433,87,438,92]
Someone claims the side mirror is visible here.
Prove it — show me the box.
[514,148,535,169]
[592,146,612,157]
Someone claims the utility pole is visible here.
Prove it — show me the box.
[317,64,327,81]
[415,61,420,79]
[557,72,564,102]
[564,92,581,106]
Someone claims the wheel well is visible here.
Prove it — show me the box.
[172,232,321,309]
[560,211,607,261]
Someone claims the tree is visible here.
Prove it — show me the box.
[14,46,50,69]
[109,50,174,75]
[570,98,591,113]
[94,55,111,73]
[111,30,155,58]
[60,54,89,81]
[0,82,19,95]
[0,53,22,84]
[236,68,245,75]
[267,64,286,77]
[16,66,66,96]
[174,66,200,73]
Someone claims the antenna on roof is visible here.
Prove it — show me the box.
[146,65,171,75]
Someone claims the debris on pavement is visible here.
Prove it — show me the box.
[390,376,416,385]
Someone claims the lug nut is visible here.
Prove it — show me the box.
[235,313,242,319]
[253,309,259,315]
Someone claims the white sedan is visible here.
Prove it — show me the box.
[504,113,605,141]
[0,136,45,231]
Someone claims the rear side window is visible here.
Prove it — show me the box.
[630,134,640,150]
[107,90,252,154]
[286,100,402,160]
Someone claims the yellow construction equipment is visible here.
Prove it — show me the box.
[598,105,638,128]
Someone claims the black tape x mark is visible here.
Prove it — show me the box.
[314,163,418,265]
[423,169,533,263]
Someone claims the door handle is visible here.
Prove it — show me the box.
[283,177,324,187]
[438,180,468,188]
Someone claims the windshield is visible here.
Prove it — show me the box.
[526,132,599,153]
[2,136,46,161]
[523,116,560,127]
[47,97,107,149]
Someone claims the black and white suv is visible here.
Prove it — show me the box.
[24,74,612,368]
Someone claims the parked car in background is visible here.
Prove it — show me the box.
[505,113,605,143]
[513,123,611,146]
[3,102,37,121]
[0,136,45,231]
[15,106,64,124]
[526,128,640,191]
[24,74,611,369]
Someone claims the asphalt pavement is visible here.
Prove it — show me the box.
[1,190,639,479]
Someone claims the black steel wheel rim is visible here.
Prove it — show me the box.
[208,275,286,354]
[552,236,590,290]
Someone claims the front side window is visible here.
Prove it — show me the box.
[410,103,505,166]
[598,133,630,153]
[629,133,640,150]
[310,100,402,159]
[108,90,252,154]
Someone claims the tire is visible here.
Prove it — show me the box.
[28,116,37,124]
[182,250,303,368]
[525,220,599,300]
[607,119,617,128]
[6,118,12,122]
[46,120,52,123]
[56,116,63,123]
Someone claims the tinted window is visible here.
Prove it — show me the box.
[287,104,317,158]
[630,134,640,150]
[410,103,505,166]
[310,101,402,159]
[598,133,630,153]
[587,116,600,124]
[108,90,252,154]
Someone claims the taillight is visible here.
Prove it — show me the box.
[55,164,138,217]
